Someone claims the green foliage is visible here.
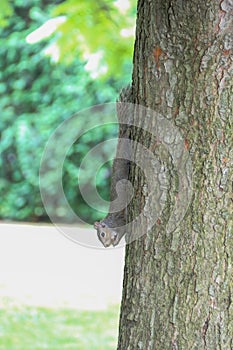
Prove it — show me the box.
[0,303,120,349]
[63,125,117,222]
[0,0,13,27]
[51,0,136,78]
[0,0,134,223]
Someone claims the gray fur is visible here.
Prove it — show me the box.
[94,86,133,247]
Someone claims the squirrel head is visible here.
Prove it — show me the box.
[94,221,118,247]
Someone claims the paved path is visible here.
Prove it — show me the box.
[0,222,125,310]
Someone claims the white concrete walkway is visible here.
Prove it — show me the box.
[0,222,125,310]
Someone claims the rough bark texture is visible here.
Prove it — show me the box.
[117,1,233,349]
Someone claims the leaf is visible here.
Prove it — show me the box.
[50,0,136,78]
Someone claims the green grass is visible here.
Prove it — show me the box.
[0,301,120,350]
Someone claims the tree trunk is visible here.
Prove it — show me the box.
[117,1,233,349]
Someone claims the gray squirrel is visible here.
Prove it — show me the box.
[94,86,133,247]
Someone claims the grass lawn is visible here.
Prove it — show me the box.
[0,301,120,349]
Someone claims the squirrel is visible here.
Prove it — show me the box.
[94,86,133,247]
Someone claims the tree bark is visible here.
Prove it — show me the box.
[117,0,233,349]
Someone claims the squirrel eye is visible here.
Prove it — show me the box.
[101,231,105,238]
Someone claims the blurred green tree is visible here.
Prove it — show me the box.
[0,0,135,223]
[50,0,136,77]
[0,0,13,26]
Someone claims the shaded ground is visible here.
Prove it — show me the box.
[0,222,124,310]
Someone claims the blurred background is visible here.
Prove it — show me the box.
[0,0,136,348]
[0,0,135,223]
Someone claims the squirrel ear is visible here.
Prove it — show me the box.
[101,222,106,228]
